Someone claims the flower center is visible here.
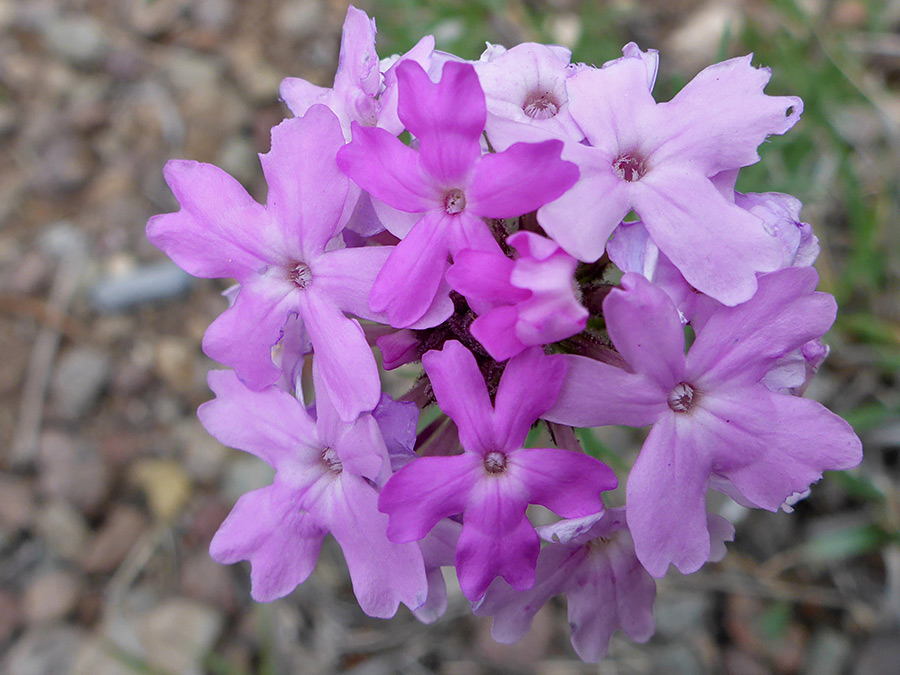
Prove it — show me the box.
[289,262,312,289]
[321,447,342,474]
[667,382,698,413]
[523,92,560,120]
[443,189,466,215]
[613,154,646,182]
[483,450,508,475]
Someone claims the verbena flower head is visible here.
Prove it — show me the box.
[147,18,863,663]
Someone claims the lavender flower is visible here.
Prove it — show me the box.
[544,270,862,575]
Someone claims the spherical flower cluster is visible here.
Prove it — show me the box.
[147,6,862,662]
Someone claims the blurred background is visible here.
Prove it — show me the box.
[0,0,898,673]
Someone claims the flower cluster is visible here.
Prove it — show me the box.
[147,7,862,662]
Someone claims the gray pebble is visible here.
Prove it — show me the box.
[51,347,111,419]
[89,260,192,313]
[42,15,110,70]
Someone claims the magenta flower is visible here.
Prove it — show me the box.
[337,59,580,328]
[544,269,862,576]
[201,369,427,617]
[378,341,617,600]
[147,105,449,421]
[537,53,803,305]
[446,231,588,360]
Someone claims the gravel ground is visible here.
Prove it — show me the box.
[1,1,898,673]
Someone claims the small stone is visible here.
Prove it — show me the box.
[2,625,87,675]
[135,598,224,675]
[190,0,233,31]
[229,41,283,105]
[181,497,230,550]
[274,0,324,39]
[178,420,228,484]
[129,458,192,522]
[122,0,191,37]
[163,48,224,93]
[0,591,22,644]
[854,631,900,675]
[0,473,35,531]
[805,628,852,675]
[217,136,258,186]
[666,3,744,69]
[38,432,110,515]
[82,505,148,573]
[651,643,705,675]
[42,15,110,69]
[180,553,235,612]
[90,260,193,313]
[654,590,713,638]
[154,337,197,394]
[34,501,90,562]
[72,636,129,675]
[222,455,275,503]
[23,569,82,624]
[30,135,93,194]
[51,347,112,420]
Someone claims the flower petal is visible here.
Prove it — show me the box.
[313,245,394,321]
[687,267,836,388]
[649,55,803,176]
[515,448,616,517]
[470,307,527,362]
[604,272,686,388]
[337,124,439,213]
[456,483,538,600]
[210,485,326,602]
[324,474,428,618]
[634,164,781,305]
[626,414,713,576]
[543,354,669,428]
[396,60,485,185]
[298,289,381,422]
[705,384,862,511]
[202,275,296,390]
[369,212,453,328]
[537,143,631,262]
[199,370,319,469]
[476,543,584,643]
[260,107,349,259]
[423,340,497,453]
[494,348,567,449]
[467,140,579,218]
[378,454,478,541]
[566,56,656,155]
[147,160,273,282]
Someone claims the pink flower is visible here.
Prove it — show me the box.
[378,341,617,600]
[337,60,579,328]
[201,368,427,617]
[537,52,803,305]
[147,105,448,421]
[447,231,587,360]
[544,269,862,576]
